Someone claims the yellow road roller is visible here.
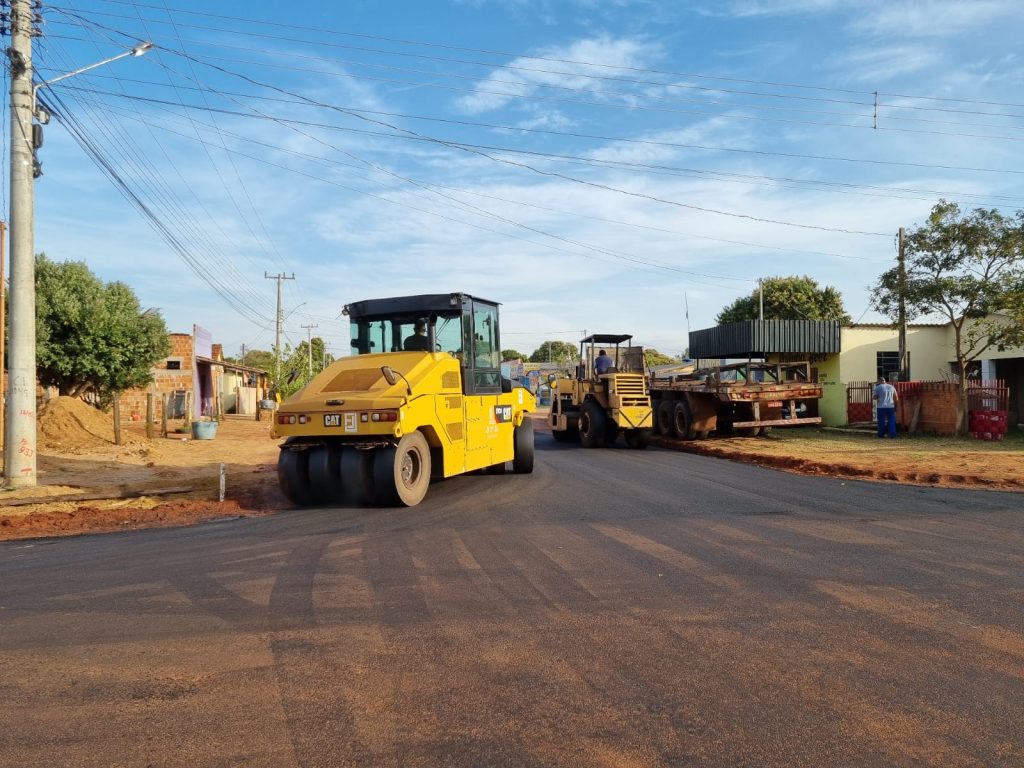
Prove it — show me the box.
[271,292,535,506]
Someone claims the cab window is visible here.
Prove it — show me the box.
[473,304,499,369]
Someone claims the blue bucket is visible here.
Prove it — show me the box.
[191,421,218,440]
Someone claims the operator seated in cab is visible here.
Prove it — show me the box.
[595,348,614,376]
[404,318,430,351]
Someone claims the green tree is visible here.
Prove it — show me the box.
[644,348,676,367]
[277,337,334,397]
[871,201,1024,433]
[501,349,525,362]
[716,276,851,325]
[529,340,579,364]
[36,254,170,399]
[240,349,276,373]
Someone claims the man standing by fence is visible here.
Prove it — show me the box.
[873,375,899,438]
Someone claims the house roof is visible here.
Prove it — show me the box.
[848,323,947,328]
[196,356,267,375]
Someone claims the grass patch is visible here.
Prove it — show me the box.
[771,426,1024,453]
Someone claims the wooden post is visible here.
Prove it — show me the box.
[113,396,122,446]
[161,393,168,438]
[184,391,193,426]
[146,393,154,439]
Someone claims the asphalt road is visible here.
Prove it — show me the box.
[2,435,1023,767]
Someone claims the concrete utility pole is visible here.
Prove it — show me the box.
[3,10,151,488]
[4,0,37,487]
[758,278,764,321]
[897,227,907,381]
[301,323,318,377]
[264,272,295,388]
[0,220,7,448]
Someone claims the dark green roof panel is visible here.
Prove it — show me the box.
[689,320,841,359]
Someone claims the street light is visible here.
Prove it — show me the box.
[31,41,154,119]
[3,14,154,488]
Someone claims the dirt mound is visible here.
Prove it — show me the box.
[38,396,119,451]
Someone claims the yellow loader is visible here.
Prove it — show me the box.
[548,333,653,449]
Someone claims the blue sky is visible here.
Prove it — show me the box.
[16,0,1024,360]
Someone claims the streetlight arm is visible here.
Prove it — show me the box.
[31,41,153,108]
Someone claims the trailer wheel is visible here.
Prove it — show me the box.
[673,401,696,440]
[625,428,651,449]
[308,444,345,505]
[513,418,535,474]
[578,400,607,448]
[340,448,376,506]
[374,432,431,507]
[656,401,674,436]
[278,447,317,507]
[759,426,772,436]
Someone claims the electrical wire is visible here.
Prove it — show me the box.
[45,15,1024,142]
[33,49,1024,178]
[48,0,1024,111]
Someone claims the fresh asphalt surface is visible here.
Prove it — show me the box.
[2,433,1023,767]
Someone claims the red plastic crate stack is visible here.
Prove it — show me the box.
[968,410,1008,441]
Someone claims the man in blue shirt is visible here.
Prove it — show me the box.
[873,375,899,438]
[595,349,614,376]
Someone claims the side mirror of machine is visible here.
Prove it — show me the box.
[380,366,413,396]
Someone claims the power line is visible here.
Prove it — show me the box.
[47,0,1024,110]
[50,78,1024,209]
[45,16,1024,141]
[109,42,892,237]
[37,61,1024,178]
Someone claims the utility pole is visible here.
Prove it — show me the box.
[239,343,246,364]
[264,272,295,388]
[4,0,37,487]
[758,278,764,321]
[897,227,907,381]
[2,13,149,488]
[301,323,318,377]
[0,220,7,449]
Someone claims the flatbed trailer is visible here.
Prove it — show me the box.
[649,360,822,439]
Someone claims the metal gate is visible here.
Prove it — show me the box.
[846,381,874,423]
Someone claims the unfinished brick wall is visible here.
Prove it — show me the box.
[120,370,193,421]
[119,333,195,421]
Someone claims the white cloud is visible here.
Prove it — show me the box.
[455,35,660,114]
[718,0,849,17]
[850,0,1019,38]
[826,44,943,83]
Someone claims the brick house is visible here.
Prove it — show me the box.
[120,326,268,422]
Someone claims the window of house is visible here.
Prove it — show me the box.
[166,359,182,370]
[876,351,904,381]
